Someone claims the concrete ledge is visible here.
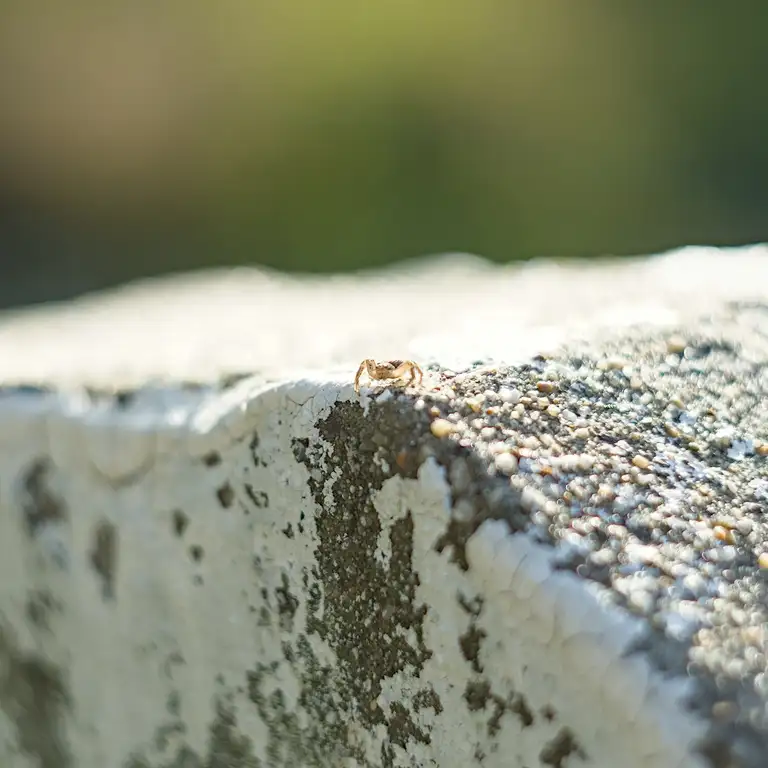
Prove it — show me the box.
[1,246,768,767]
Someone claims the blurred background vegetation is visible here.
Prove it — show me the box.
[0,3,766,308]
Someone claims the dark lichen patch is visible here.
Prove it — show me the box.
[189,545,204,563]
[25,590,60,633]
[244,485,268,509]
[281,522,294,539]
[457,592,484,617]
[539,727,586,768]
[19,458,67,538]
[457,593,487,672]
[412,686,443,716]
[123,695,258,768]
[206,696,262,768]
[0,621,72,768]
[216,482,235,509]
[290,437,308,464]
[246,636,363,767]
[486,696,509,737]
[202,451,222,468]
[464,679,492,712]
[508,694,534,728]
[463,678,535,737]
[274,573,299,633]
[90,520,118,601]
[280,641,295,664]
[386,701,430,748]
[172,510,190,538]
[290,397,459,756]
[248,664,305,766]
[459,624,487,674]
[249,433,262,467]
[114,390,137,409]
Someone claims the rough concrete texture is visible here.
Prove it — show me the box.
[0,245,767,768]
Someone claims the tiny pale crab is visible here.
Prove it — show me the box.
[354,359,423,394]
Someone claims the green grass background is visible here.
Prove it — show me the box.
[0,3,766,306]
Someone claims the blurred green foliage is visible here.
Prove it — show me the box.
[0,3,767,305]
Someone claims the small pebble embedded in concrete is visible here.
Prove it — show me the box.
[430,418,454,438]
[632,455,651,470]
[494,452,518,475]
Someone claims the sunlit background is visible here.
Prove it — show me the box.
[1,3,767,308]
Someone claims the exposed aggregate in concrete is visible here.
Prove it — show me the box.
[406,302,768,768]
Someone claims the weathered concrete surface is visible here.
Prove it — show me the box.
[1,245,768,768]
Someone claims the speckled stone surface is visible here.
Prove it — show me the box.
[1,246,768,767]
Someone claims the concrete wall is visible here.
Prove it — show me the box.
[1,246,768,767]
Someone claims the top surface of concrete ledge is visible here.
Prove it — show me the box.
[0,244,766,388]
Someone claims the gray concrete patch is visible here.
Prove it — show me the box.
[0,246,767,767]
